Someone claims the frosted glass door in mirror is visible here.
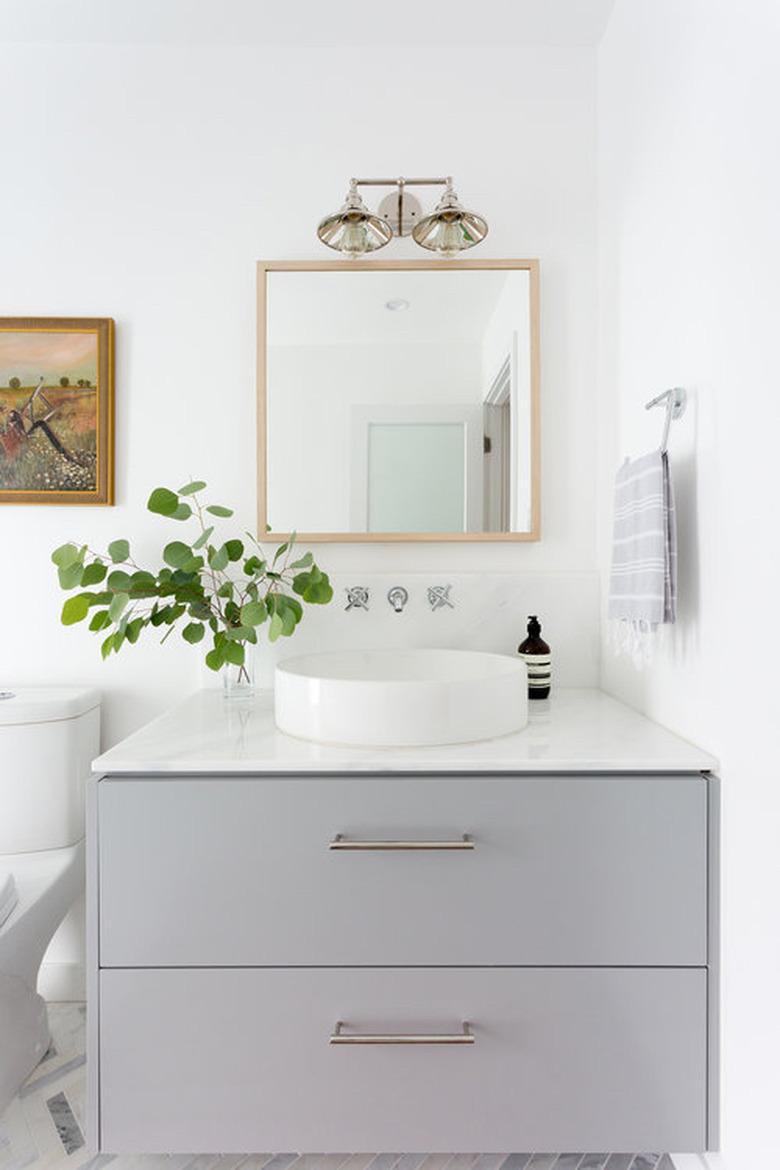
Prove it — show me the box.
[367,423,465,534]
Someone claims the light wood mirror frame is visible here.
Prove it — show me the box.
[257,258,540,543]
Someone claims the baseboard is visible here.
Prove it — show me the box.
[40,960,85,1002]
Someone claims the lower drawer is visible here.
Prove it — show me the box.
[98,966,707,1153]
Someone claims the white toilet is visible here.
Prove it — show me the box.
[0,687,100,1113]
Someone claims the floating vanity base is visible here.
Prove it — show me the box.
[88,690,717,1156]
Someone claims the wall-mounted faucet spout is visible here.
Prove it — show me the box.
[387,586,409,613]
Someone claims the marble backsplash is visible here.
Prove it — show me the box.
[251,572,600,691]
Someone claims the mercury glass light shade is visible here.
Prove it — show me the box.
[317,183,393,258]
[412,181,488,258]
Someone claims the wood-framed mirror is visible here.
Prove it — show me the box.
[257,258,540,542]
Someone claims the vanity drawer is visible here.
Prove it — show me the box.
[97,773,707,967]
[98,965,707,1153]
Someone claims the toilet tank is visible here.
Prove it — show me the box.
[0,687,100,854]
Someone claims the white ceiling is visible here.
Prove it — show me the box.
[267,270,521,347]
[0,0,617,47]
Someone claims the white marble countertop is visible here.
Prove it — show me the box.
[93,688,717,775]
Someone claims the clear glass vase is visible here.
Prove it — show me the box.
[222,642,255,700]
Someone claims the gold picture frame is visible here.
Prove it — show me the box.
[0,317,114,505]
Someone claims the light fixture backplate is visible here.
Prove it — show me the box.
[377,190,423,238]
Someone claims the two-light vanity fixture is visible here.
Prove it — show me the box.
[317,176,488,259]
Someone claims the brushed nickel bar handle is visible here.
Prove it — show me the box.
[330,1021,474,1045]
[329,833,474,851]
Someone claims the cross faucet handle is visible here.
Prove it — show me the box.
[428,585,454,611]
[345,586,370,611]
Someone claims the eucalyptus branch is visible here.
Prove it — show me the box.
[53,480,333,673]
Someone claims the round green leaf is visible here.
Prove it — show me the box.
[276,595,302,622]
[308,579,334,604]
[107,569,132,591]
[205,646,226,671]
[171,503,193,521]
[206,504,234,517]
[58,562,84,590]
[61,595,90,625]
[224,640,245,666]
[147,487,180,515]
[108,592,130,621]
[128,571,156,597]
[178,481,207,495]
[209,545,229,571]
[163,541,194,568]
[268,612,284,642]
[108,539,130,563]
[240,600,267,626]
[125,617,144,644]
[182,622,205,644]
[225,539,244,562]
[52,543,80,568]
[188,598,213,620]
[225,625,253,641]
[192,525,214,550]
[81,562,107,586]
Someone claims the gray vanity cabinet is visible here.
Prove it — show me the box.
[90,770,713,1154]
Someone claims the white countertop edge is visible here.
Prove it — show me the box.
[92,687,718,775]
[93,760,714,775]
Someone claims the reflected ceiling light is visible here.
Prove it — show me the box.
[316,176,488,259]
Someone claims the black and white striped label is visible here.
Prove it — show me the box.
[522,653,552,690]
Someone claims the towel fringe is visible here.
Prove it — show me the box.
[609,618,657,668]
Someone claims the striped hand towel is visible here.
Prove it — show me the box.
[608,448,677,632]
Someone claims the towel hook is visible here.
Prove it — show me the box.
[645,387,686,452]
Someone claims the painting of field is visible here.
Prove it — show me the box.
[0,319,114,504]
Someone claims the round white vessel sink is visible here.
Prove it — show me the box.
[275,648,528,747]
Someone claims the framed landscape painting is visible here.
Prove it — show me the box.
[0,317,114,505]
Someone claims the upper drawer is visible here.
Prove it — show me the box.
[97,773,707,967]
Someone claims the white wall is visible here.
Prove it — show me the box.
[0,41,599,749]
[0,39,599,997]
[598,2,780,1164]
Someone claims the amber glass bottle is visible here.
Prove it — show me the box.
[518,615,551,700]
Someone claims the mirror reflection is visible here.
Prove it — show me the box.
[259,261,539,542]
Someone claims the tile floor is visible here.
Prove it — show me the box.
[0,1004,677,1170]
